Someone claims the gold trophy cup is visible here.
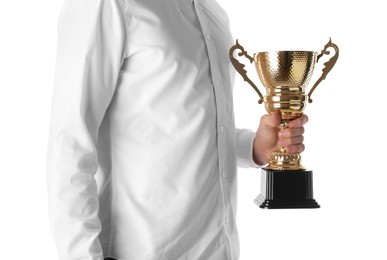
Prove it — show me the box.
[230,39,339,209]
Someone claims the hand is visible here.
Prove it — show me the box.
[252,112,308,166]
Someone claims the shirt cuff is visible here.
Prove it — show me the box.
[236,129,262,168]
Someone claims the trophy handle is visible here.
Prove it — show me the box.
[307,38,340,103]
[229,40,264,104]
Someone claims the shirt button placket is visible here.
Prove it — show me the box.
[193,3,235,257]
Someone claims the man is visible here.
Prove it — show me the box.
[47,0,307,259]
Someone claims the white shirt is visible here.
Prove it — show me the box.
[47,0,257,259]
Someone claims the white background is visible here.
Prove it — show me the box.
[0,0,386,259]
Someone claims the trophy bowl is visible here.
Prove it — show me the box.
[255,51,316,120]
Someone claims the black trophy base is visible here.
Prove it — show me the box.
[254,168,320,209]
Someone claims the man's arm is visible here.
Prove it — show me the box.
[47,0,127,259]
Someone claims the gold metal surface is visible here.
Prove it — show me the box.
[255,50,316,121]
[229,39,339,170]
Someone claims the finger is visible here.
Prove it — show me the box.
[278,127,305,139]
[286,143,305,153]
[288,114,309,128]
[278,135,304,147]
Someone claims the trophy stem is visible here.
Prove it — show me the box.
[277,119,289,153]
[267,115,305,170]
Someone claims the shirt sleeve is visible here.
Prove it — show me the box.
[235,128,262,168]
[46,0,127,259]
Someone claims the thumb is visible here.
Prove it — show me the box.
[260,111,281,128]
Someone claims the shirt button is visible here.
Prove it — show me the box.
[222,171,226,178]
[206,33,211,40]
[220,126,224,133]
